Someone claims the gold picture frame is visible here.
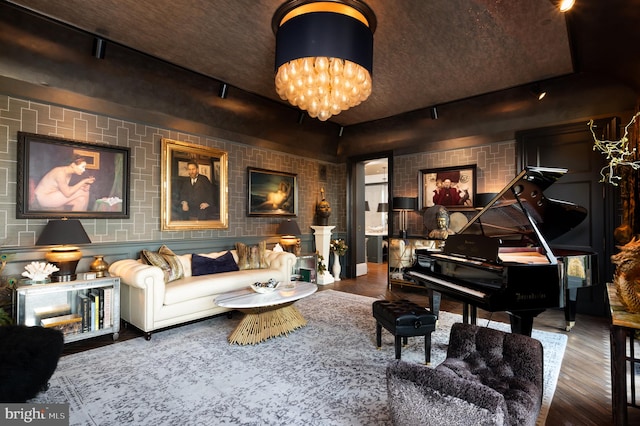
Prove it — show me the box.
[161,138,228,230]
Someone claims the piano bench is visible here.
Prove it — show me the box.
[372,300,437,364]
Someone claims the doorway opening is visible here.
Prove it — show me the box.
[346,152,392,278]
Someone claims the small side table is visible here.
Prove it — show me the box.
[608,283,640,425]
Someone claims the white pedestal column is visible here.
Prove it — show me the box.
[311,225,335,285]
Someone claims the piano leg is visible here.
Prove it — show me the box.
[428,289,442,318]
[462,303,478,325]
[507,309,545,336]
[564,287,578,331]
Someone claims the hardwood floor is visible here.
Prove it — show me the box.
[62,262,639,425]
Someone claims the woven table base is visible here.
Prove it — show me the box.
[227,302,307,345]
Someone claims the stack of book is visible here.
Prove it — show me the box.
[36,287,114,336]
[41,313,82,335]
[77,287,113,333]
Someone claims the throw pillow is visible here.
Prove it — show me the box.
[191,252,239,276]
[235,241,268,270]
[141,245,185,283]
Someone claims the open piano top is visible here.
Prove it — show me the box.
[408,166,588,335]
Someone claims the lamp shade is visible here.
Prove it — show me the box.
[392,197,417,211]
[36,219,91,282]
[272,0,376,121]
[277,219,301,236]
[376,202,388,213]
[36,219,91,246]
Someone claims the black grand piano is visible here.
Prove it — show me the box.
[406,166,588,335]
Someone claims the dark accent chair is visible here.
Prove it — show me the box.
[386,322,543,426]
[0,325,64,402]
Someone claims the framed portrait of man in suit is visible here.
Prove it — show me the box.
[161,138,228,230]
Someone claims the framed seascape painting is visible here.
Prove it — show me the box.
[418,164,477,210]
[161,138,228,231]
[16,132,130,219]
[247,168,297,217]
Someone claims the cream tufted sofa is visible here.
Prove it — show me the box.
[108,249,296,340]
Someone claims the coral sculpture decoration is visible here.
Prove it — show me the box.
[611,237,640,313]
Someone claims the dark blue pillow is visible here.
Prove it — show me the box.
[191,251,239,276]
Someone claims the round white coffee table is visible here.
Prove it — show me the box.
[215,281,317,345]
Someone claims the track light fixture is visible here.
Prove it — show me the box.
[531,84,547,101]
[92,37,106,59]
[218,83,228,99]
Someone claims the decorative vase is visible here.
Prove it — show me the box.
[332,252,341,281]
[90,255,109,278]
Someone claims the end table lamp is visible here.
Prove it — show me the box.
[36,219,91,282]
[277,219,301,255]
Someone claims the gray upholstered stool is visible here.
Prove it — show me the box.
[372,299,437,364]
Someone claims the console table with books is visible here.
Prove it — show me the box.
[14,275,120,343]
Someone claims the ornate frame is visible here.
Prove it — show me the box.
[161,138,228,230]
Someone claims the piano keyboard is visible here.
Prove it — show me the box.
[408,270,488,299]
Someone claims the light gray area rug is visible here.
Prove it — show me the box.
[31,290,567,425]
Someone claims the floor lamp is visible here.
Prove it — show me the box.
[392,197,417,238]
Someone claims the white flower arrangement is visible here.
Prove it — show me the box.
[22,261,59,281]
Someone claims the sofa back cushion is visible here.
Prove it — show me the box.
[192,252,239,276]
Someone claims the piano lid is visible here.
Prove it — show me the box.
[454,166,587,259]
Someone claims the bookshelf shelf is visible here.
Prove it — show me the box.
[14,275,120,343]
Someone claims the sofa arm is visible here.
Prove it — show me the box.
[108,259,165,290]
[265,251,297,279]
[386,360,508,425]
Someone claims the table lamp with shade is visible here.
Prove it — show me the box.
[392,197,417,238]
[377,202,389,233]
[36,219,91,282]
[277,219,302,255]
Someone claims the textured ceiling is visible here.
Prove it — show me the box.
[5,0,638,126]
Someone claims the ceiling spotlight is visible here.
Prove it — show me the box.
[557,0,575,12]
[218,83,228,99]
[531,85,547,101]
[92,37,106,59]
[272,0,377,122]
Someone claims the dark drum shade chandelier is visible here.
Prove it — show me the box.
[272,0,376,121]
